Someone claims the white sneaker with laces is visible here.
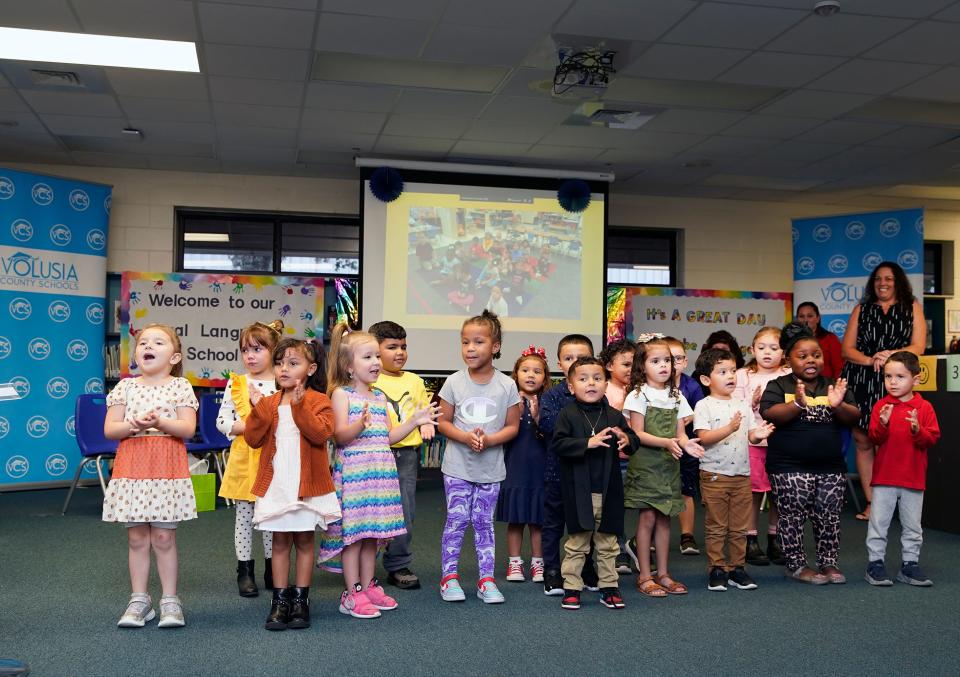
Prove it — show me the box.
[477,577,505,604]
[440,574,466,602]
[506,558,525,582]
[117,593,155,628]
[157,595,185,628]
[530,558,545,583]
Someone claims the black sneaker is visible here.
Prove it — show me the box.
[543,570,564,596]
[727,567,758,590]
[615,553,633,575]
[767,535,786,566]
[865,560,893,587]
[746,535,770,566]
[599,587,626,609]
[581,567,600,592]
[386,567,421,590]
[560,589,581,610]
[679,533,700,555]
[708,567,728,591]
[897,561,933,587]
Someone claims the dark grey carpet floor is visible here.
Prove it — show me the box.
[1,474,958,677]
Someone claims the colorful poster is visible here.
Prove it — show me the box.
[0,168,111,488]
[792,208,924,340]
[121,272,324,387]
[606,286,792,370]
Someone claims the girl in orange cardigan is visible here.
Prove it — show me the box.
[244,338,339,631]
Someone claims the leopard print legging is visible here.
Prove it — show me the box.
[769,473,845,571]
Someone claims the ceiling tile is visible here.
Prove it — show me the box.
[525,144,605,162]
[839,0,954,19]
[204,44,312,80]
[682,135,778,158]
[0,0,81,31]
[764,14,913,56]
[299,109,386,133]
[443,0,569,28]
[212,102,301,129]
[450,140,531,157]
[21,91,123,117]
[125,120,215,143]
[70,151,150,168]
[806,59,939,95]
[119,97,212,123]
[865,21,960,64]
[763,140,848,162]
[934,3,960,20]
[0,109,46,131]
[480,96,575,124]
[423,24,539,66]
[72,0,197,40]
[208,77,304,107]
[314,13,432,58]
[721,114,823,138]
[0,90,30,113]
[795,120,900,145]
[759,89,876,118]
[555,0,698,41]
[324,0,446,21]
[218,146,297,163]
[209,0,318,11]
[867,125,960,148]
[496,68,555,98]
[619,44,750,81]
[717,53,846,88]
[850,97,960,126]
[0,130,63,152]
[105,70,208,101]
[393,91,490,117]
[802,145,913,174]
[147,155,223,172]
[895,66,960,103]
[382,113,472,139]
[462,119,551,144]
[596,147,676,165]
[373,135,456,154]
[304,83,400,112]
[298,129,377,151]
[661,3,807,49]
[199,3,315,49]
[643,109,745,135]
[39,114,126,136]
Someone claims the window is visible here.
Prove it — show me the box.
[924,241,942,295]
[176,209,359,275]
[606,227,679,286]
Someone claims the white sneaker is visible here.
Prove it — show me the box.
[440,574,466,602]
[477,578,505,604]
[157,595,185,628]
[506,558,525,582]
[117,593,155,628]
[530,558,545,583]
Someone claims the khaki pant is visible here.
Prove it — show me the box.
[561,493,619,590]
[700,471,752,570]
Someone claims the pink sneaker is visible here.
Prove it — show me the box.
[338,588,381,619]
[364,578,398,611]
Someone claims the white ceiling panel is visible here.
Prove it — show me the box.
[619,44,750,81]
[298,129,378,151]
[218,146,297,163]
[299,109,386,133]
[72,0,197,41]
[642,109,745,135]
[0,109,46,131]
[762,140,848,162]
[211,102,301,129]
[0,129,63,151]
[105,70,209,101]
[199,3,316,49]
[496,68,555,98]
[759,89,876,118]
[119,97,212,123]
[204,44,312,80]
[867,125,960,148]
[0,0,81,31]
[662,3,807,49]
[894,66,960,102]
[443,0,569,29]
[480,96,576,125]
[39,114,126,136]
[934,3,960,21]
[323,0,446,21]
[382,113,472,139]
[555,0,698,42]
[717,53,846,88]
[838,0,954,19]
[682,135,778,157]
[373,135,457,154]
[764,14,913,56]
[721,114,823,138]
[208,77,304,107]
[795,120,899,145]
[525,144,606,162]
[314,13,432,58]
[69,151,149,168]
[449,139,532,157]
[211,0,319,11]
[802,145,914,174]
[605,77,782,110]
[21,91,123,117]
[423,24,540,66]
[147,155,223,172]
[594,147,676,164]
[392,91,490,117]
[865,21,960,64]
[462,119,552,144]
[304,83,399,112]
[0,90,30,113]
[807,59,939,95]
[125,120,215,143]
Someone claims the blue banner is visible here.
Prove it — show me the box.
[792,208,924,339]
[0,169,111,488]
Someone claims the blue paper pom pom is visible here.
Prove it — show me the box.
[557,179,591,212]
[369,167,404,202]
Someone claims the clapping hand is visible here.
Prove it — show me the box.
[134,410,159,432]
[249,382,263,406]
[290,380,305,405]
[524,394,539,421]
[411,402,440,427]
[906,409,920,435]
[827,378,848,408]
[728,411,743,433]
[683,437,705,459]
[794,381,808,409]
[469,428,486,452]
[359,402,372,428]
[752,385,762,409]
[612,426,630,451]
[753,421,776,441]
[878,403,894,426]
[588,427,614,449]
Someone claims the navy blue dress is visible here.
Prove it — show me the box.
[495,398,546,524]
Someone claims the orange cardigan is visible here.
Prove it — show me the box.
[245,389,335,499]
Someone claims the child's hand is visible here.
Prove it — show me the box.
[411,402,440,427]
[827,378,848,408]
[588,427,613,449]
[794,381,808,408]
[231,420,246,435]
[290,380,305,405]
[612,426,630,451]
[683,437,705,459]
[878,403,893,426]
[469,428,486,452]
[135,410,159,431]
[249,382,263,406]
[360,402,372,428]
[663,437,683,459]
[420,423,435,441]
[524,394,539,421]
[728,411,743,433]
[752,385,762,409]
[753,421,776,441]
[906,409,920,435]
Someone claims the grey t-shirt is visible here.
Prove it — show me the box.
[439,369,521,483]
[692,396,753,477]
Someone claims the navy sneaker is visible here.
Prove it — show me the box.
[708,567,728,591]
[727,567,758,590]
[543,570,564,596]
[865,560,893,587]
[897,561,933,587]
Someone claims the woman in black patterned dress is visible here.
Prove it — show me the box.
[841,262,926,520]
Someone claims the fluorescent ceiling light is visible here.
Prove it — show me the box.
[184,233,229,242]
[0,27,199,72]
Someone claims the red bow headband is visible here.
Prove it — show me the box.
[521,345,547,359]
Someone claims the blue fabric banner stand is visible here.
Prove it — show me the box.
[791,208,924,340]
[0,169,111,489]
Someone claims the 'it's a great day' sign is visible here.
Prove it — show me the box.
[121,272,324,387]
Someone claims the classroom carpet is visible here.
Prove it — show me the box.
[1,475,958,677]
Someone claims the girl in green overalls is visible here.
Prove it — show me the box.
[623,335,704,597]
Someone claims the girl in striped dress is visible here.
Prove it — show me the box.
[318,324,439,619]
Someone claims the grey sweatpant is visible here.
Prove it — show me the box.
[383,447,418,572]
[866,485,924,563]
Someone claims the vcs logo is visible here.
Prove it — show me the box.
[86,302,104,325]
[27,415,49,438]
[67,339,89,361]
[9,297,32,320]
[812,224,832,243]
[9,376,30,399]
[86,229,106,251]
[898,250,919,270]
[46,453,68,476]
[863,252,883,272]
[32,183,53,205]
[6,455,29,479]
[28,337,50,360]
[46,376,69,399]
[69,189,90,211]
[65,415,76,437]
[827,255,848,274]
[796,257,815,276]
[879,218,901,238]
[84,377,103,394]
[827,319,847,335]
[845,221,865,240]
[0,336,10,359]
[0,176,14,200]
[48,300,71,323]
[11,218,33,242]
[50,224,72,246]
[0,416,8,438]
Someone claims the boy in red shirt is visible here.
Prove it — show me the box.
[865,351,940,587]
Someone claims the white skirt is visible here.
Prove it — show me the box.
[253,405,341,532]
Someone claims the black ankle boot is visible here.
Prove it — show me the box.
[767,534,786,566]
[288,586,310,629]
[263,558,274,592]
[264,586,292,631]
[237,560,258,597]
[746,536,769,566]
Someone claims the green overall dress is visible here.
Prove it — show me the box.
[623,391,684,517]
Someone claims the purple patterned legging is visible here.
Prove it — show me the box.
[441,475,500,579]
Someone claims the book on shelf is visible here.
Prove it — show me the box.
[103,343,121,380]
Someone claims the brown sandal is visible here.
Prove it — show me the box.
[820,565,847,584]
[785,566,829,585]
[655,574,688,595]
[636,575,667,597]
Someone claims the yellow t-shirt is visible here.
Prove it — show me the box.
[374,370,429,449]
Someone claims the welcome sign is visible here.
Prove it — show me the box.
[0,168,111,489]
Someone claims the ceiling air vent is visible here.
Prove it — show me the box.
[29,69,83,88]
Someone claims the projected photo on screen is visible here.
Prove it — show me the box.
[405,206,582,319]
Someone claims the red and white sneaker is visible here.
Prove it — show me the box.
[530,557,545,583]
[364,579,398,610]
[506,558,525,582]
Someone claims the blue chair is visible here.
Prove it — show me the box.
[185,393,229,487]
[62,394,118,514]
